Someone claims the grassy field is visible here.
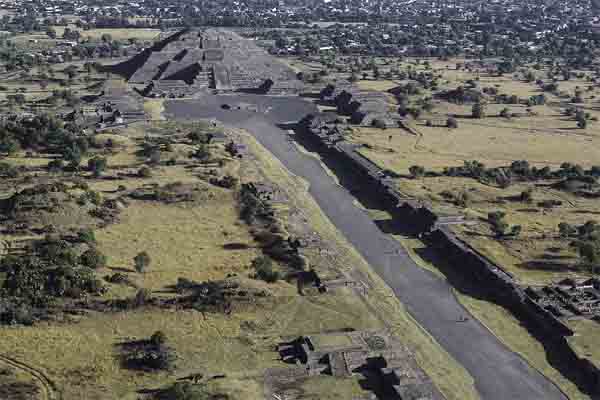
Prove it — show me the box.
[356,79,399,92]
[352,117,600,175]
[567,320,600,371]
[346,64,600,286]
[80,28,161,41]
[387,174,598,285]
[143,99,165,120]
[0,121,404,400]
[95,197,263,295]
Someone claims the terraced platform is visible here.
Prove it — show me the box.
[109,28,302,97]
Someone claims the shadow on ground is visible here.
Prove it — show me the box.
[415,245,595,397]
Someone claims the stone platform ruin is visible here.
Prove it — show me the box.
[277,330,443,400]
[526,278,600,321]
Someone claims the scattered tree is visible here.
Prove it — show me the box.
[134,251,151,273]
[472,101,486,119]
[409,165,426,179]
[88,157,107,177]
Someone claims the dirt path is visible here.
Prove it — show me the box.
[0,355,59,400]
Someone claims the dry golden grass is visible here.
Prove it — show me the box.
[143,99,165,121]
[567,320,600,370]
[389,172,600,285]
[299,375,370,399]
[356,79,398,92]
[398,173,600,284]
[81,28,161,41]
[92,133,134,148]
[95,196,262,293]
[0,164,383,400]
[345,60,600,287]
[353,114,600,176]
[0,288,383,399]
[0,309,271,400]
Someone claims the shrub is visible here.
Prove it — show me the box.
[520,189,533,203]
[558,222,577,238]
[372,119,387,129]
[509,225,522,237]
[88,157,107,177]
[577,115,588,129]
[471,102,485,118]
[77,228,96,244]
[191,144,210,162]
[80,248,107,269]
[538,199,562,208]
[150,331,167,348]
[134,251,151,273]
[488,211,508,237]
[47,159,64,173]
[123,344,175,371]
[409,165,426,179]
[252,256,279,283]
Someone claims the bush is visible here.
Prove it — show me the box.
[88,157,107,177]
[123,344,175,371]
[47,159,64,173]
[509,225,522,237]
[80,248,107,269]
[150,331,167,348]
[520,189,533,203]
[209,175,238,189]
[252,256,279,283]
[409,165,426,179]
[488,211,508,237]
[77,228,96,244]
[134,251,151,273]
[538,199,562,208]
[471,102,485,118]
[372,119,387,129]
[577,115,588,129]
[558,222,577,238]
[191,144,210,162]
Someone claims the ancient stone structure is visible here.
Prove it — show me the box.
[526,279,600,321]
[278,330,442,399]
[108,28,301,97]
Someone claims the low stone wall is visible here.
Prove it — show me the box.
[302,119,600,393]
